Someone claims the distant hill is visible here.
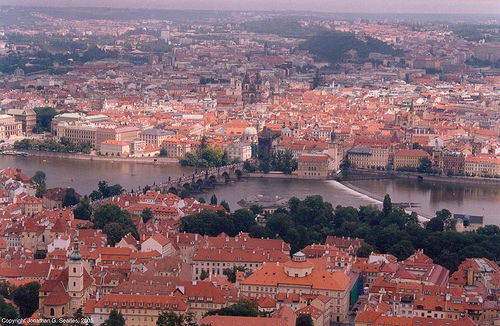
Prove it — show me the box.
[240,20,326,39]
[299,31,404,64]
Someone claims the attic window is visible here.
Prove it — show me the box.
[130,302,135,308]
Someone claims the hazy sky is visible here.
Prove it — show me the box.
[4,0,500,15]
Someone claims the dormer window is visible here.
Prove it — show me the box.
[130,302,135,308]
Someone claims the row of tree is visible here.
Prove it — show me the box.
[179,194,499,273]
[14,137,92,154]
[244,148,297,174]
[179,137,236,168]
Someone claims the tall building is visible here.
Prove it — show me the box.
[39,238,95,318]
[240,252,351,323]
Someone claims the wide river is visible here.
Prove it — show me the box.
[2,155,499,226]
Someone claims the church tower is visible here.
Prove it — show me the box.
[68,237,84,309]
[328,128,339,172]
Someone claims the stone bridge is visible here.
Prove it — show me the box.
[159,162,246,194]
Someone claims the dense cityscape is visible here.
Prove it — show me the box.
[0,5,499,326]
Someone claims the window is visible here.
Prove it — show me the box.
[50,308,55,316]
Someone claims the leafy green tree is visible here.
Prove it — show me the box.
[389,240,415,260]
[204,299,259,317]
[198,197,206,204]
[0,295,18,319]
[62,188,80,207]
[159,148,168,157]
[210,194,218,205]
[31,171,46,187]
[382,194,392,217]
[249,225,270,239]
[93,203,137,234]
[180,189,190,199]
[71,308,86,326]
[180,210,235,236]
[200,269,209,280]
[143,185,152,194]
[357,243,375,258]
[417,157,433,173]
[222,266,246,283]
[141,208,154,224]
[231,209,255,231]
[34,107,57,132]
[35,185,46,198]
[296,313,314,326]
[11,281,40,318]
[73,196,92,220]
[0,281,14,298]
[156,311,197,326]
[249,204,263,215]
[104,309,125,326]
[89,190,102,201]
[103,223,126,246]
[220,200,231,213]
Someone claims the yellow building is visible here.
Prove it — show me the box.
[297,154,331,179]
[393,149,430,170]
[91,294,188,326]
[241,252,351,323]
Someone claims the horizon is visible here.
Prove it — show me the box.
[2,0,500,15]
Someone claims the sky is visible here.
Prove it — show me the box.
[3,0,500,15]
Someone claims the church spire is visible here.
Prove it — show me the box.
[69,237,82,262]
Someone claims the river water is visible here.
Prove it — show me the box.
[1,155,499,226]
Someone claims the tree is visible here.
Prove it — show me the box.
[159,148,168,157]
[89,190,102,201]
[223,266,245,283]
[11,281,40,318]
[33,107,57,132]
[141,208,154,223]
[104,309,125,326]
[220,200,231,213]
[156,311,197,326]
[73,196,92,220]
[357,243,375,258]
[296,313,314,326]
[199,269,209,280]
[143,185,152,194]
[35,185,46,198]
[210,194,218,205]
[31,171,46,187]
[62,188,80,207]
[205,299,259,317]
[417,157,433,173]
[180,189,190,199]
[249,204,263,215]
[382,194,392,217]
[93,204,138,242]
[71,308,87,326]
[198,197,206,204]
[103,223,126,246]
[0,295,18,319]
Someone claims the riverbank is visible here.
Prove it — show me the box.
[23,150,178,164]
[343,169,500,186]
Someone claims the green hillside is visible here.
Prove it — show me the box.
[299,31,404,64]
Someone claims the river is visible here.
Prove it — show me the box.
[1,155,499,226]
